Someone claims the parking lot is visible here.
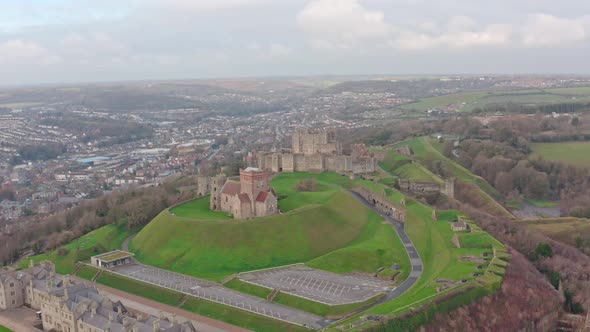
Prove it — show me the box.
[111,264,327,329]
[238,264,393,305]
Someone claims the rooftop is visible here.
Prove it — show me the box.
[92,250,134,263]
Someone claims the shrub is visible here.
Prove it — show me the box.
[294,178,318,192]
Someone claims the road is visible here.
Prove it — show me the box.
[348,190,423,302]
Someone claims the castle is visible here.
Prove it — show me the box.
[256,128,376,174]
[209,167,278,220]
[0,261,195,332]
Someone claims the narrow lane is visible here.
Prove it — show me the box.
[348,190,424,302]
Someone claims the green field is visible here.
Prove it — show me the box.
[399,87,590,112]
[20,224,135,274]
[531,142,590,168]
[0,325,13,332]
[170,195,232,220]
[131,172,411,282]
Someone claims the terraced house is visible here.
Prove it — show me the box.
[0,261,196,332]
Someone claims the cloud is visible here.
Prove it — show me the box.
[297,0,394,48]
[522,14,589,46]
[0,40,60,65]
[150,0,274,12]
[396,21,513,50]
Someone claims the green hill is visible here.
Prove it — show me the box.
[130,172,411,281]
[19,224,134,274]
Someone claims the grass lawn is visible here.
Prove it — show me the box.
[181,297,307,332]
[170,195,232,220]
[19,224,135,274]
[273,291,384,318]
[224,278,272,299]
[75,265,100,281]
[531,141,590,168]
[0,325,14,332]
[525,199,559,208]
[131,172,411,282]
[97,272,184,306]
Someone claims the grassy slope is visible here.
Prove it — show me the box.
[393,137,513,219]
[375,148,443,183]
[531,141,590,168]
[336,201,506,322]
[0,325,14,332]
[75,265,100,281]
[224,278,272,299]
[273,291,384,318]
[170,195,232,220]
[131,172,410,282]
[19,224,134,274]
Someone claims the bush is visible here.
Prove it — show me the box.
[294,178,318,192]
[534,242,553,260]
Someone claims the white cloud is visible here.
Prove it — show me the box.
[297,0,394,48]
[0,40,60,65]
[522,14,589,46]
[394,16,513,50]
[152,0,273,12]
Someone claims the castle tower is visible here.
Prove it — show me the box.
[239,167,270,201]
[443,178,455,198]
[196,176,210,196]
[209,174,226,211]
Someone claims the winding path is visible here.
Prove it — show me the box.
[348,190,423,303]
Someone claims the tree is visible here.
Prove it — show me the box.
[534,242,553,259]
[571,117,580,126]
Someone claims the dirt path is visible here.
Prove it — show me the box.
[75,278,251,332]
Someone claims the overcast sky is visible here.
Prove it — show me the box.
[1,0,590,85]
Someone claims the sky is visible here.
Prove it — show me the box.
[1,0,589,85]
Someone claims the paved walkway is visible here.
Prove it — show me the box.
[348,190,424,302]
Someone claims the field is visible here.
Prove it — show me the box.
[0,102,43,108]
[131,172,411,282]
[399,87,590,112]
[0,325,13,332]
[19,224,134,274]
[517,217,590,247]
[530,141,590,168]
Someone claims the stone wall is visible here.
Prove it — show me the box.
[352,187,406,223]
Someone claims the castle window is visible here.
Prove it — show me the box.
[9,283,13,288]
